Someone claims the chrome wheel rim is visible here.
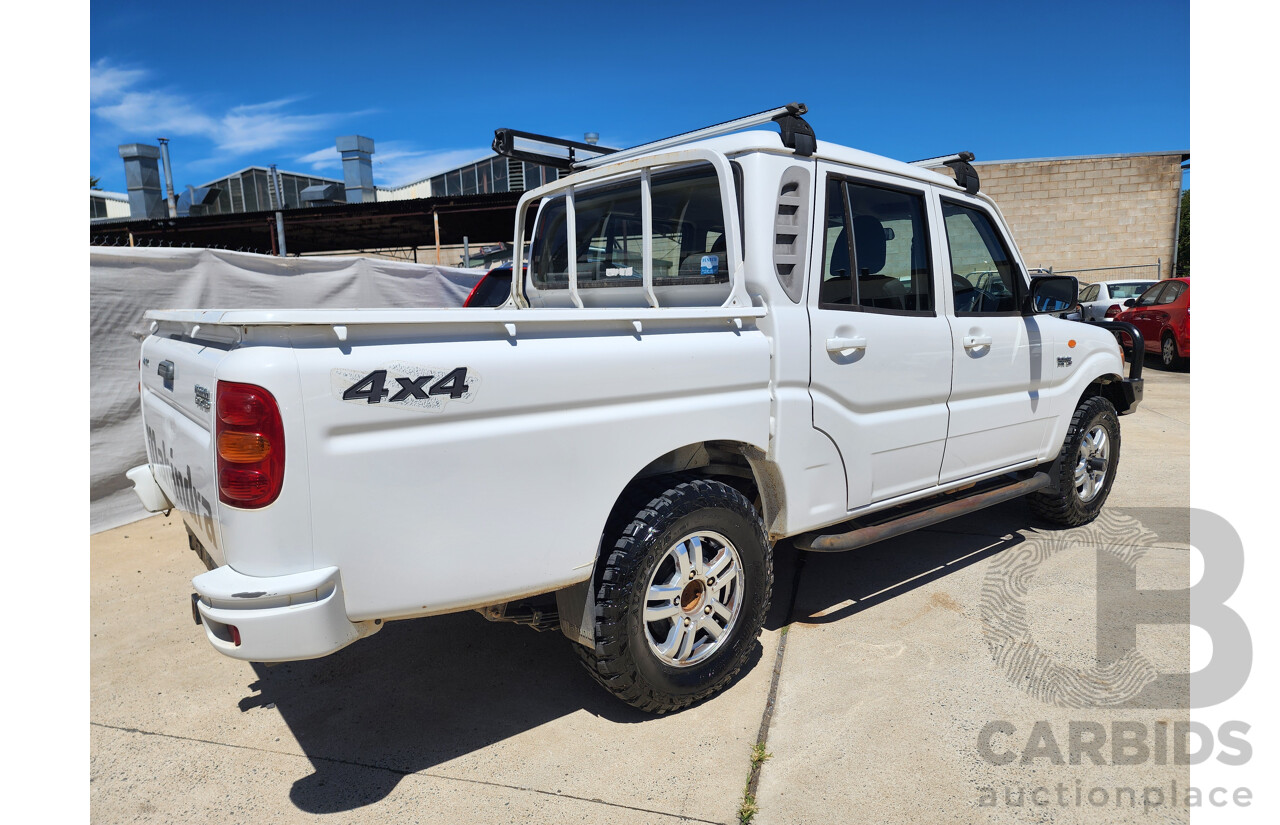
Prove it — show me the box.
[642,531,743,668]
[1074,424,1110,503]
[1163,337,1176,364]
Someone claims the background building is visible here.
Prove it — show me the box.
[932,150,1189,280]
[196,167,345,215]
[377,156,565,202]
[90,189,130,220]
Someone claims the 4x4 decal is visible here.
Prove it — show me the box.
[331,362,478,412]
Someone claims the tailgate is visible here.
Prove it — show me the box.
[139,333,227,561]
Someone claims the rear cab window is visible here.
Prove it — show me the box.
[526,162,732,306]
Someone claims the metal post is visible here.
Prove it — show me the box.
[275,211,288,256]
[157,138,178,218]
[433,211,441,264]
[463,236,470,268]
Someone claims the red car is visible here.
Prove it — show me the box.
[1114,277,1189,369]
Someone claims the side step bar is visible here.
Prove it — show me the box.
[793,472,1051,552]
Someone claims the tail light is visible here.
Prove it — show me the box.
[1104,304,1122,318]
[216,381,285,508]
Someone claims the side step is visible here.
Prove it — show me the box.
[793,472,1051,552]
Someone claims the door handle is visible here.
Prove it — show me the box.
[963,334,992,349]
[825,336,867,354]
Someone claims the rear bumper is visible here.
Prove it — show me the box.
[192,565,381,662]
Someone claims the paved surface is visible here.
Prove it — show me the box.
[91,362,1189,824]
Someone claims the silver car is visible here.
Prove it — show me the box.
[1078,280,1159,321]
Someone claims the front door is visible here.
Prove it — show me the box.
[808,166,954,510]
[937,196,1053,482]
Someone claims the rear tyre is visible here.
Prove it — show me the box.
[1030,395,1121,527]
[578,479,772,714]
[1160,333,1183,369]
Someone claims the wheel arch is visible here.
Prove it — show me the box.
[627,441,783,536]
[1080,372,1133,415]
[558,441,780,650]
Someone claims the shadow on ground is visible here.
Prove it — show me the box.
[248,498,1182,814]
[246,601,763,814]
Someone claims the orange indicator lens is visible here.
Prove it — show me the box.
[218,431,272,463]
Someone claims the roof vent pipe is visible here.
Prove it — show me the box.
[336,135,375,204]
[118,143,167,219]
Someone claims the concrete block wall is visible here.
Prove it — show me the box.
[934,152,1186,281]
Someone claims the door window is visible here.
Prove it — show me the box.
[1135,281,1171,307]
[1162,280,1188,304]
[1080,284,1100,302]
[941,200,1025,314]
[819,178,933,314]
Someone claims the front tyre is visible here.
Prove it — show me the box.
[580,479,772,714]
[1030,395,1121,527]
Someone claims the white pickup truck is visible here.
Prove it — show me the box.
[129,105,1143,713]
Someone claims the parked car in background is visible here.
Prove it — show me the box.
[463,263,514,307]
[1114,277,1190,368]
[1078,279,1159,321]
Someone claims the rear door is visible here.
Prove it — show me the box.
[1127,280,1175,352]
[807,164,953,509]
[936,195,1054,482]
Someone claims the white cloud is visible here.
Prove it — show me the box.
[219,99,341,155]
[91,60,351,160]
[90,60,148,104]
[296,146,340,169]
[90,60,498,190]
[94,89,219,138]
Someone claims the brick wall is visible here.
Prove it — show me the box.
[934,152,1186,281]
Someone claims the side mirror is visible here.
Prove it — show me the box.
[1123,298,1137,308]
[1025,275,1079,315]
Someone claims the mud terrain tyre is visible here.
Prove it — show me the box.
[1030,395,1121,527]
[578,479,772,714]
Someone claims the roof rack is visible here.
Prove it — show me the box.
[492,103,817,175]
[910,151,980,194]
[490,129,618,171]
[573,103,815,170]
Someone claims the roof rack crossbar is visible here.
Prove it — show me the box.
[572,102,816,170]
[910,151,980,194]
[491,129,618,171]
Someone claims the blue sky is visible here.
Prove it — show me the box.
[90,0,1189,194]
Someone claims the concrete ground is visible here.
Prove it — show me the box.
[91,361,1189,824]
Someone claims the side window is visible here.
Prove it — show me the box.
[942,200,1024,314]
[818,177,934,314]
[1135,282,1169,307]
[1080,284,1100,302]
[1162,281,1187,304]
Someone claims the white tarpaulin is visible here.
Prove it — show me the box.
[91,246,485,533]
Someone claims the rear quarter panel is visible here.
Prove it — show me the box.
[287,318,772,621]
